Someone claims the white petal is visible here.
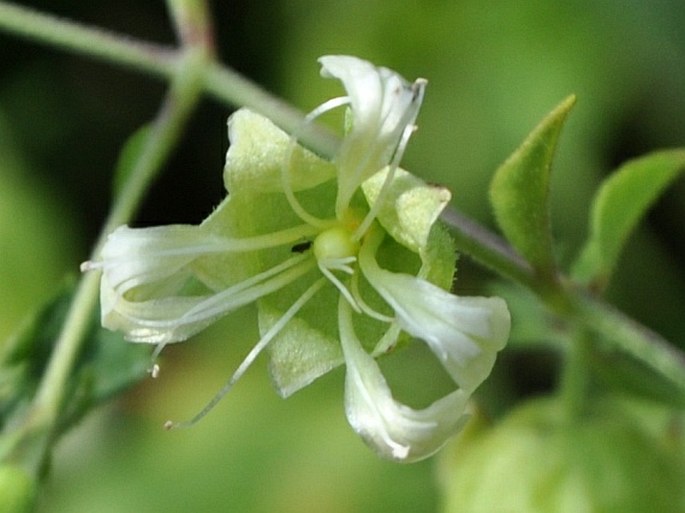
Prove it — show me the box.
[93,222,326,344]
[98,225,211,297]
[318,55,426,211]
[360,243,510,393]
[339,299,470,463]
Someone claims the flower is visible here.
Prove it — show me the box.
[83,55,510,462]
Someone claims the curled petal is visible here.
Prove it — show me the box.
[360,234,510,393]
[339,299,470,463]
[101,254,314,344]
[95,225,212,297]
[319,55,426,212]
[92,221,317,343]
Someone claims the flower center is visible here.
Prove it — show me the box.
[313,226,360,262]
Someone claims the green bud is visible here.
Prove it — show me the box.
[439,399,685,513]
[0,465,37,513]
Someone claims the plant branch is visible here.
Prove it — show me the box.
[27,20,211,472]
[0,1,175,77]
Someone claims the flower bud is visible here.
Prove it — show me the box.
[439,399,685,513]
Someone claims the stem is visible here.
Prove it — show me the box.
[0,2,175,77]
[574,293,685,394]
[29,31,210,458]
[0,2,340,160]
[441,207,685,398]
[559,332,591,421]
[203,64,340,159]
[441,206,536,288]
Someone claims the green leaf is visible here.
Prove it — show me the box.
[1,281,150,432]
[572,149,685,288]
[489,95,576,280]
[112,124,152,198]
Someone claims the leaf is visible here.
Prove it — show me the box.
[112,124,152,198]
[1,281,150,432]
[572,149,685,288]
[489,96,576,280]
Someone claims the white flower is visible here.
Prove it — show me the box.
[83,55,511,461]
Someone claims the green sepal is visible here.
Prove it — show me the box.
[362,166,456,289]
[112,124,152,198]
[489,95,576,280]
[268,171,457,398]
[223,109,336,194]
[362,166,451,256]
[572,149,685,289]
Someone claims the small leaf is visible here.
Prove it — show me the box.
[572,149,685,288]
[112,124,152,198]
[489,96,576,279]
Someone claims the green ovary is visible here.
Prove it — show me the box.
[313,226,360,262]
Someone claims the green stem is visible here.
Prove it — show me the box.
[441,208,685,398]
[559,331,591,421]
[203,64,340,158]
[29,39,210,467]
[574,293,685,394]
[0,1,175,77]
[441,206,535,288]
[0,1,339,160]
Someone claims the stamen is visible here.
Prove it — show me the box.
[350,272,394,324]
[179,255,314,323]
[282,96,350,229]
[115,253,316,330]
[165,278,327,429]
[149,342,167,378]
[319,256,356,274]
[353,80,426,241]
[318,263,361,313]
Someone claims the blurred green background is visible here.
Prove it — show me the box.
[1,1,684,511]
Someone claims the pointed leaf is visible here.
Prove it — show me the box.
[572,149,685,288]
[489,96,576,279]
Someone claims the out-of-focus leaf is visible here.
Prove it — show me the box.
[439,398,685,513]
[0,283,74,427]
[489,96,576,280]
[1,281,150,432]
[572,150,685,289]
[112,124,152,198]
[589,346,685,409]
